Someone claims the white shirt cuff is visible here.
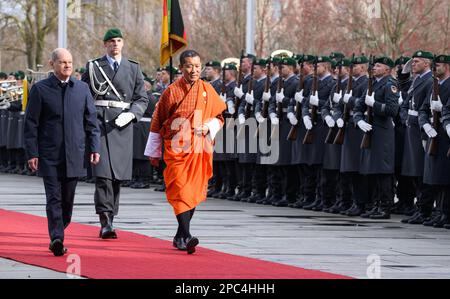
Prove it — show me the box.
[205,118,222,141]
[144,132,162,158]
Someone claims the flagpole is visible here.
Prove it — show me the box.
[169,42,173,84]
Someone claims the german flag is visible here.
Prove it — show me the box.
[160,0,188,66]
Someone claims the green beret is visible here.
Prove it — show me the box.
[242,53,256,61]
[435,55,450,64]
[340,58,352,67]
[223,63,237,71]
[0,72,8,79]
[162,65,177,74]
[331,60,337,68]
[144,77,155,84]
[317,56,331,63]
[374,56,395,68]
[14,71,25,80]
[254,58,268,66]
[412,50,433,60]
[271,56,282,65]
[156,67,163,72]
[293,54,304,62]
[330,52,345,60]
[281,57,297,66]
[395,56,411,66]
[175,68,182,75]
[303,55,317,63]
[205,60,221,67]
[352,55,369,64]
[103,28,123,42]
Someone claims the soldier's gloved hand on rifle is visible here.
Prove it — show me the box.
[262,91,271,102]
[295,90,304,103]
[276,89,284,103]
[430,96,443,112]
[226,101,235,115]
[220,93,227,102]
[234,86,244,98]
[255,112,265,124]
[287,112,298,126]
[446,124,450,138]
[309,92,319,107]
[245,91,254,105]
[332,91,343,104]
[238,114,246,125]
[423,123,437,138]
[336,118,344,128]
[365,93,375,107]
[269,113,279,126]
[324,115,335,128]
[398,94,404,106]
[357,120,372,133]
[303,115,313,130]
[343,91,352,104]
[115,112,135,128]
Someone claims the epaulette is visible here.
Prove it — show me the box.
[128,59,139,64]
[388,77,398,85]
[88,57,102,63]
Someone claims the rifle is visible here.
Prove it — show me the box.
[233,50,245,118]
[334,53,355,145]
[325,58,342,144]
[276,63,284,119]
[302,57,319,145]
[244,60,255,119]
[261,58,272,118]
[360,55,374,149]
[428,56,440,156]
[287,61,305,141]
[220,65,227,96]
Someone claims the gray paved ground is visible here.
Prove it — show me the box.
[1,172,450,279]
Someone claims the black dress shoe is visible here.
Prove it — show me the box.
[246,194,263,203]
[49,239,66,256]
[99,212,117,239]
[312,202,324,211]
[173,237,187,250]
[403,206,417,217]
[290,200,304,209]
[346,206,364,217]
[369,210,391,219]
[407,213,428,225]
[303,199,321,210]
[432,215,448,228]
[423,214,442,227]
[444,223,450,229]
[361,206,379,218]
[185,236,199,254]
[273,199,289,207]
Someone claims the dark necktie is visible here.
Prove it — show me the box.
[113,61,119,73]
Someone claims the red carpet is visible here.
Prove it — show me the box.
[0,209,351,279]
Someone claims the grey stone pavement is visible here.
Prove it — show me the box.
[1,172,450,279]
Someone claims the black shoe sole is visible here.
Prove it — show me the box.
[50,240,65,256]
[186,237,199,254]
[101,230,118,239]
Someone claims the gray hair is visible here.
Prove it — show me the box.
[51,48,71,62]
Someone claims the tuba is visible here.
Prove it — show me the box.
[270,49,294,59]
[221,57,240,70]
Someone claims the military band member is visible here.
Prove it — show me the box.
[398,51,434,224]
[355,57,400,219]
[418,54,450,228]
[82,28,148,239]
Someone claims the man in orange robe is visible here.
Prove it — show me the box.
[145,50,226,254]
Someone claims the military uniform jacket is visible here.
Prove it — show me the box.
[419,77,450,185]
[6,100,23,149]
[354,75,400,174]
[215,80,237,161]
[300,74,335,165]
[82,55,148,180]
[338,75,367,172]
[133,91,158,160]
[399,71,433,177]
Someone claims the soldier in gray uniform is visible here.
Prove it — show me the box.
[301,56,336,211]
[0,72,10,171]
[418,54,450,228]
[398,51,434,224]
[82,28,148,239]
[355,56,400,219]
[336,56,370,216]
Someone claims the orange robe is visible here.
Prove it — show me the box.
[150,78,226,215]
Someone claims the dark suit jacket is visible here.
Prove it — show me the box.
[24,74,100,177]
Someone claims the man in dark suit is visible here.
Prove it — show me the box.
[82,28,148,239]
[24,48,100,256]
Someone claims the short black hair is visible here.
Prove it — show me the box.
[179,50,201,65]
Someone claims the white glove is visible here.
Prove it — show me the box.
[423,123,437,138]
[287,112,298,126]
[365,93,375,107]
[430,96,443,112]
[303,116,313,130]
[269,113,279,125]
[220,93,227,102]
[309,92,319,107]
[234,86,244,98]
[262,91,271,102]
[332,91,343,104]
[357,120,372,133]
[336,118,344,128]
[325,115,335,128]
[446,124,450,138]
[238,114,246,125]
[295,90,304,103]
[255,112,265,124]
[227,101,235,115]
[276,89,284,103]
[115,112,135,127]
[398,94,404,106]
[245,91,254,105]
[343,91,352,104]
